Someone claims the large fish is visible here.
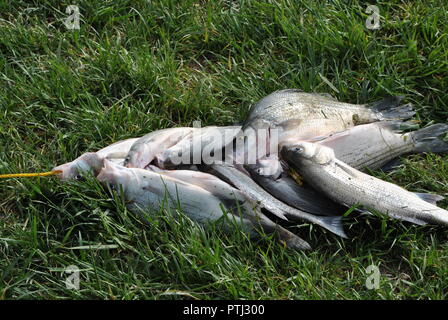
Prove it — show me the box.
[124,127,194,168]
[281,142,448,226]
[52,138,139,180]
[244,89,415,135]
[97,160,311,250]
[247,123,448,215]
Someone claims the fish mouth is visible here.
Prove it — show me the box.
[51,163,71,180]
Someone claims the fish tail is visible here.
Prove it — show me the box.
[368,96,416,121]
[411,123,448,153]
[277,227,312,251]
[316,215,348,239]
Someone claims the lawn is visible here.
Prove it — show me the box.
[0,0,447,299]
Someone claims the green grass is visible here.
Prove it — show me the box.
[1,0,448,299]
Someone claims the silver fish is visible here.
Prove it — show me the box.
[281,142,448,226]
[244,89,414,135]
[247,157,345,216]
[52,138,139,180]
[156,126,241,169]
[124,127,194,168]
[97,160,311,250]
[206,163,347,238]
[320,122,448,171]
[247,122,448,215]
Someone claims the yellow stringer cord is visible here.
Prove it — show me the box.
[0,170,61,179]
[288,167,304,186]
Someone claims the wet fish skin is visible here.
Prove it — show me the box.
[97,138,141,161]
[124,127,194,169]
[281,142,448,226]
[52,138,139,180]
[247,122,448,216]
[97,160,311,250]
[152,167,312,250]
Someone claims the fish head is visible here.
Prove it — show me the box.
[97,159,135,194]
[155,145,185,169]
[282,142,335,165]
[52,152,103,181]
[155,149,173,169]
[246,156,282,179]
[124,144,150,168]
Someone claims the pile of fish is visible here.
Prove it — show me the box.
[53,89,448,250]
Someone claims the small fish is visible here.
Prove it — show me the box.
[281,142,448,226]
[124,127,194,168]
[52,138,139,180]
[97,160,311,250]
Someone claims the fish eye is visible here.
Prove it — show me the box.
[75,173,85,181]
[293,146,304,153]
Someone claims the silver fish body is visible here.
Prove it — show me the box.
[247,122,448,216]
[156,126,241,169]
[97,160,311,250]
[124,127,194,168]
[281,142,448,226]
[206,163,347,238]
[320,122,448,170]
[244,90,414,135]
[53,138,139,180]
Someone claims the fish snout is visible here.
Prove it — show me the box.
[52,163,72,180]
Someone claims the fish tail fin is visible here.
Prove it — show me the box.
[317,215,348,239]
[411,124,448,153]
[368,96,415,121]
[277,228,312,251]
[413,192,445,205]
